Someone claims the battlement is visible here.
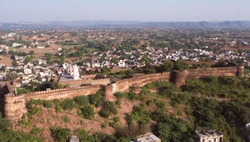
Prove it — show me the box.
[59,78,110,87]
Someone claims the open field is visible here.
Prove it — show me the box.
[0,56,13,66]
[221,46,250,51]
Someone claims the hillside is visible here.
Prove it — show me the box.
[1,76,250,142]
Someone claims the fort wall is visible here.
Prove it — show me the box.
[4,85,101,122]
[186,67,238,79]
[60,78,110,87]
[4,66,244,122]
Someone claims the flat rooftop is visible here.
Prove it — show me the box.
[136,133,161,142]
[196,130,223,137]
[59,75,82,82]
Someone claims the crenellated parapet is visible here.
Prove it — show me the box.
[60,78,110,87]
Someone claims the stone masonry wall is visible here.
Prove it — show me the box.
[60,78,110,87]
[105,66,243,101]
[186,67,237,79]
[5,85,101,122]
[25,85,101,101]
[4,94,27,122]
[5,66,244,121]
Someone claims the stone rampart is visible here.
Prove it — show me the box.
[4,66,244,122]
[116,72,171,92]
[25,85,101,101]
[4,85,101,122]
[60,78,110,87]
[186,67,237,79]
[105,66,244,101]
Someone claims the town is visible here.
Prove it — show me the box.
[1,0,250,140]
[0,28,250,88]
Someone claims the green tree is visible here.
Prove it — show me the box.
[8,50,15,55]
[89,92,104,107]
[5,72,18,83]
[29,50,34,55]
[12,60,18,67]
[60,99,75,110]
[74,96,89,105]
[99,101,117,118]
[174,59,189,70]
[51,81,63,89]
[51,127,71,142]
[44,53,52,61]
[24,56,31,64]
[79,105,95,119]
[160,60,174,72]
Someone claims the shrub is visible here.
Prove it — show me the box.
[61,115,70,123]
[53,99,61,105]
[140,88,150,96]
[114,92,126,99]
[29,99,43,106]
[116,99,121,106]
[30,127,42,135]
[89,93,104,107]
[30,106,39,115]
[127,105,151,125]
[60,99,75,110]
[79,105,95,119]
[156,101,167,110]
[74,96,89,105]
[127,90,139,101]
[113,117,120,123]
[110,121,118,127]
[43,100,53,108]
[101,122,108,128]
[99,109,111,118]
[99,101,117,118]
[51,127,71,142]
[146,100,154,107]
[80,120,84,125]
[56,105,63,113]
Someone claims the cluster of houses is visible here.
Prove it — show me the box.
[76,46,249,70]
[1,43,250,86]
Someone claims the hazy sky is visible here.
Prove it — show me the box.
[0,0,249,22]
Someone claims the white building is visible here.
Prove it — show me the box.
[196,130,223,142]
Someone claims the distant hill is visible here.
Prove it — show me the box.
[0,21,250,29]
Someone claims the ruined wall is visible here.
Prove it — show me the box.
[60,78,110,87]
